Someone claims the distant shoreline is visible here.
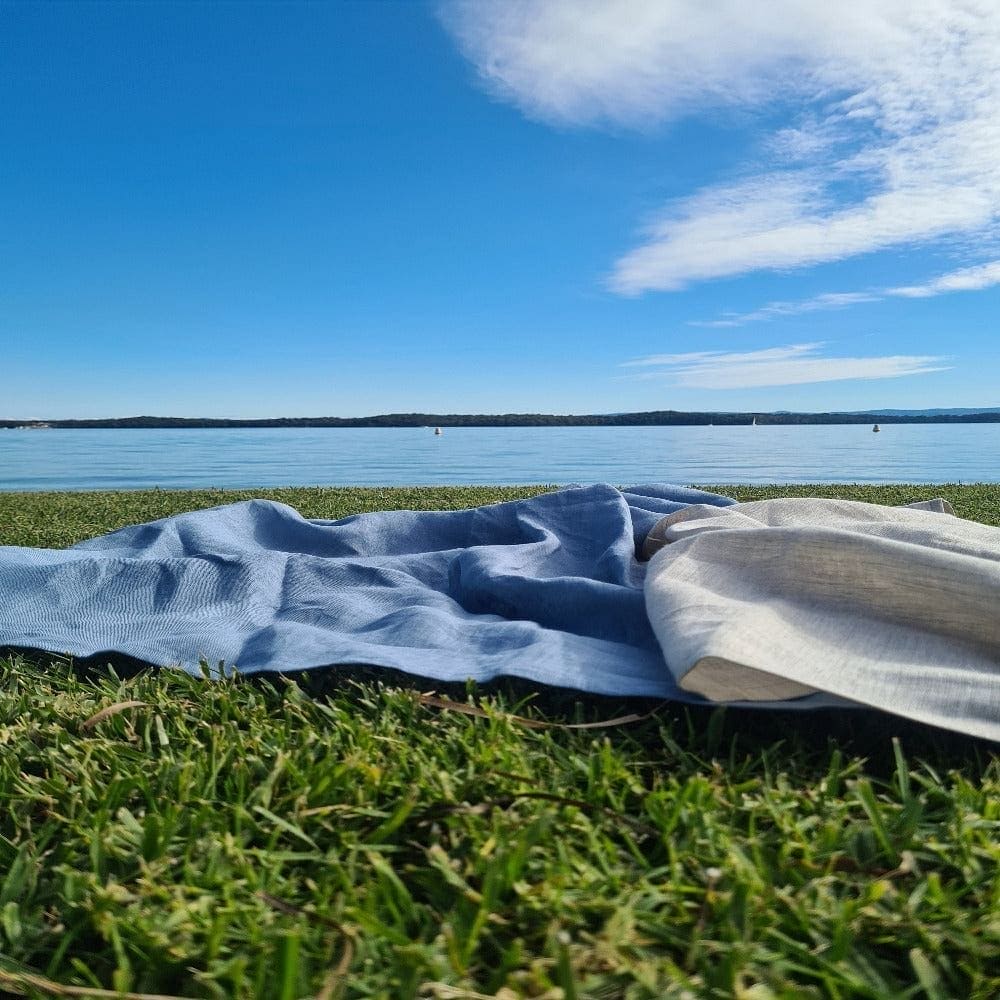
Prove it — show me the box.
[3,409,1000,429]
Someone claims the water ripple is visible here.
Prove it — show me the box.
[0,424,998,490]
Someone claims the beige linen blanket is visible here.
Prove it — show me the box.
[643,497,1000,741]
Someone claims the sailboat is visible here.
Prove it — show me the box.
[751,416,757,426]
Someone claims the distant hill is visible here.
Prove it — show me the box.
[3,408,1000,428]
[854,407,1000,416]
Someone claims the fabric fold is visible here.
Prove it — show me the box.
[0,484,733,699]
[643,498,1000,740]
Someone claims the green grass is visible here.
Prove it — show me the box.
[1,484,998,999]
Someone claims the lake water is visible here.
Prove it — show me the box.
[1,424,998,490]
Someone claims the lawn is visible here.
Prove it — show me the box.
[1,485,998,999]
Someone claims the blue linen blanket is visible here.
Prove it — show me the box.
[0,484,735,699]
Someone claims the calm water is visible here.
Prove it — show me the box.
[1,424,998,490]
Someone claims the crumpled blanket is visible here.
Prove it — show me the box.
[0,484,737,700]
[643,497,1000,741]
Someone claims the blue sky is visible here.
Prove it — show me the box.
[3,0,998,418]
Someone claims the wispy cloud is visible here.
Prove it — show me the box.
[692,292,881,328]
[886,260,1000,298]
[621,343,950,389]
[441,1,1000,294]
[693,259,1000,326]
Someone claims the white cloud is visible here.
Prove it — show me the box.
[693,258,1000,326]
[441,1,1000,293]
[886,260,1000,298]
[691,292,881,328]
[621,343,949,389]
[440,0,829,128]
[622,344,825,368]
